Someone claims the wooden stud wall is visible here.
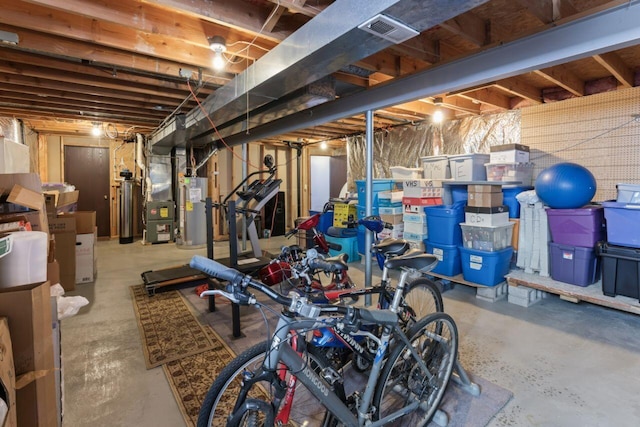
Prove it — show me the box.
[521,86,640,202]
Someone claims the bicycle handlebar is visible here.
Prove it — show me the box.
[189,255,397,327]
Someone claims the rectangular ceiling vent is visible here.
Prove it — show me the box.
[358,14,419,44]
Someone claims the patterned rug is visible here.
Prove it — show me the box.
[130,285,215,369]
[162,326,239,426]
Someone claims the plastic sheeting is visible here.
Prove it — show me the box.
[0,117,21,144]
[346,111,521,191]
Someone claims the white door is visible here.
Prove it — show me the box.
[310,156,331,213]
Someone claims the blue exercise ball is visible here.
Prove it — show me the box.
[535,163,596,209]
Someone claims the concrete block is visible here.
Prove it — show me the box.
[507,284,546,307]
[476,282,508,303]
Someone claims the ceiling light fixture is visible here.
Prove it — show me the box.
[433,97,443,106]
[320,141,328,150]
[208,36,227,71]
[91,122,102,137]
[432,110,444,124]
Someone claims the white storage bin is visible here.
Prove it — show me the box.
[448,154,490,181]
[617,183,640,203]
[485,162,535,186]
[489,144,530,163]
[460,222,514,251]
[420,156,450,179]
[390,166,422,180]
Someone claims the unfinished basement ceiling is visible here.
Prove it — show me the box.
[1,0,640,147]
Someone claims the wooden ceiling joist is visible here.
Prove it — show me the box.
[534,65,585,97]
[593,51,635,88]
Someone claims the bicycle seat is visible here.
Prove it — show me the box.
[384,249,439,273]
[372,238,410,257]
[322,254,349,271]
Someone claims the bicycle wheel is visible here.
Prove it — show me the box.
[372,312,458,426]
[400,277,444,327]
[197,341,332,427]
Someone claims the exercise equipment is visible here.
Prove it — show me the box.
[209,154,282,274]
[535,162,596,209]
[141,155,281,296]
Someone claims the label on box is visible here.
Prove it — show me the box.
[403,212,427,223]
[433,247,443,261]
[562,251,574,260]
[379,206,403,215]
[403,179,443,188]
[470,262,482,270]
[469,254,484,263]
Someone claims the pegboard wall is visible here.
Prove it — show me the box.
[521,86,640,202]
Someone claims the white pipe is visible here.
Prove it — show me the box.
[136,133,145,173]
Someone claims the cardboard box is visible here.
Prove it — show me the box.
[468,192,504,207]
[7,185,44,211]
[0,317,17,427]
[0,281,54,375]
[15,370,57,427]
[43,190,79,218]
[47,260,60,286]
[467,184,502,193]
[63,211,96,234]
[48,217,76,290]
[75,229,97,284]
[0,174,49,237]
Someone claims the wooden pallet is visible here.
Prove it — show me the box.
[506,270,640,315]
[427,272,488,288]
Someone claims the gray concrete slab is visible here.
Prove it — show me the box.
[61,237,640,426]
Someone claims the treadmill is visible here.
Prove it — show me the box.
[213,154,282,275]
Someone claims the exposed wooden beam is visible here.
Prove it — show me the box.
[0,23,228,87]
[0,82,197,113]
[141,0,288,41]
[267,0,323,18]
[1,1,253,74]
[0,107,160,126]
[263,5,287,33]
[0,74,199,106]
[389,34,440,64]
[593,52,634,88]
[494,77,543,104]
[520,0,579,23]
[439,11,487,47]
[0,93,169,119]
[0,47,198,92]
[534,65,584,96]
[456,88,511,110]
[0,59,198,100]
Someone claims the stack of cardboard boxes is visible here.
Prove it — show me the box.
[0,172,97,426]
[459,184,514,286]
[402,179,443,250]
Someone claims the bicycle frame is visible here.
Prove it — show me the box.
[245,311,433,426]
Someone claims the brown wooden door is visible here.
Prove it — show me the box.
[64,146,111,237]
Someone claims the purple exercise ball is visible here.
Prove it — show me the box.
[535,162,597,209]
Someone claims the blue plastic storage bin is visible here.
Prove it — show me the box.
[309,210,333,234]
[425,240,462,276]
[424,202,465,245]
[450,185,468,203]
[459,246,513,286]
[325,235,361,263]
[603,201,640,248]
[356,204,380,219]
[355,179,395,206]
[502,186,533,218]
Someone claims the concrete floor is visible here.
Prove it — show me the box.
[62,237,640,426]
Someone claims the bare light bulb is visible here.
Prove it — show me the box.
[91,124,102,136]
[212,51,225,70]
[320,141,328,150]
[432,110,444,123]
